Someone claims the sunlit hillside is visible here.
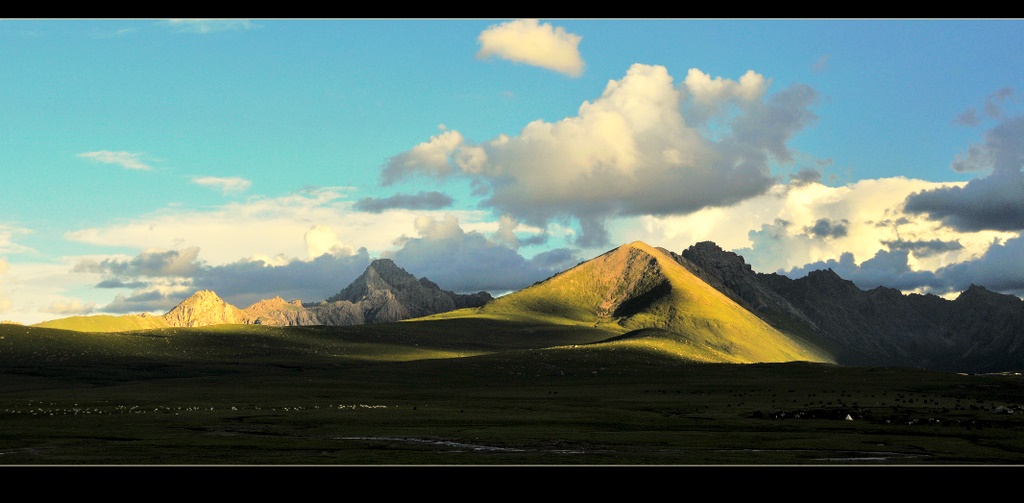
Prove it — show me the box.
[33,314,171,332]
[440,241,834,364]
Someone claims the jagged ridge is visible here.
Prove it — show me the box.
[678,241,1024,373]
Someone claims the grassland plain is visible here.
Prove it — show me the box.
[3,319,1024,467]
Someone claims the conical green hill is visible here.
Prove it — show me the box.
[477,241,834,364]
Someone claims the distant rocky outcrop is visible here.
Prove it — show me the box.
[243,297,321,326]
[159,259,492,329]
[325,259,492,323]
[164,290,246,327]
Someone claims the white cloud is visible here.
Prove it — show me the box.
[63,187,493,266]
[476,19,585,77]
[383,64,818,247]
[610,177,1015,276]
[304,225,356,260]
[381,130,466,185]
[191,176,252,195]
[78,150,153,171]
[42,299,97,315]
[0,257,117,324]
[0,226,34,254]
[167,19,257,34]
[683,68,768,122]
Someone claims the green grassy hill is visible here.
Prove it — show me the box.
[433,241,834,364]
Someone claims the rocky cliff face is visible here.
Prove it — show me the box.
[242,297,321,326]
[160,259,493,329]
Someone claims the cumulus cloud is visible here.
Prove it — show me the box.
[191,176,252,195]
[167,19,257,34]
[490,215,549,249]
[42,299,97,316]
[783,248,946,293]
[381,129,467,185]
[682,68,768,126]
[303,225,356,260]
[78,150,152,171]
[476,19,584,77]
[383,64,817,247]
[352,191,453,213]
[779,235,1024,299]
[904,115,1024,232]
[382,214,580,293]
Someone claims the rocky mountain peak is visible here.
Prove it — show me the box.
[164,290,244,327]
[683,241,752,272]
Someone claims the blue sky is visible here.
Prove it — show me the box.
[1,18,1022,324]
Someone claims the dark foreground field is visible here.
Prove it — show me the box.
[2,319,1024,465]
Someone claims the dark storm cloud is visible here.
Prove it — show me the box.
[881,238,964,258]
[783,236,1024,298]
[805,218,849,239]
[933,236,1024,296]
[103,289,182,314]
[191,250,371,308]
[784,249,945,293]
[352,191,454,213]
[789,168,823,186]
[73,247,202,279]
[904,115,1024,232]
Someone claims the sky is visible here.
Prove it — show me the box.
[1,18,1023,324]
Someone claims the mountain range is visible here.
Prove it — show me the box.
[34,241,1024,374]
[37,258,492,331]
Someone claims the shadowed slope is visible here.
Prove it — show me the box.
[465,241,834,364]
